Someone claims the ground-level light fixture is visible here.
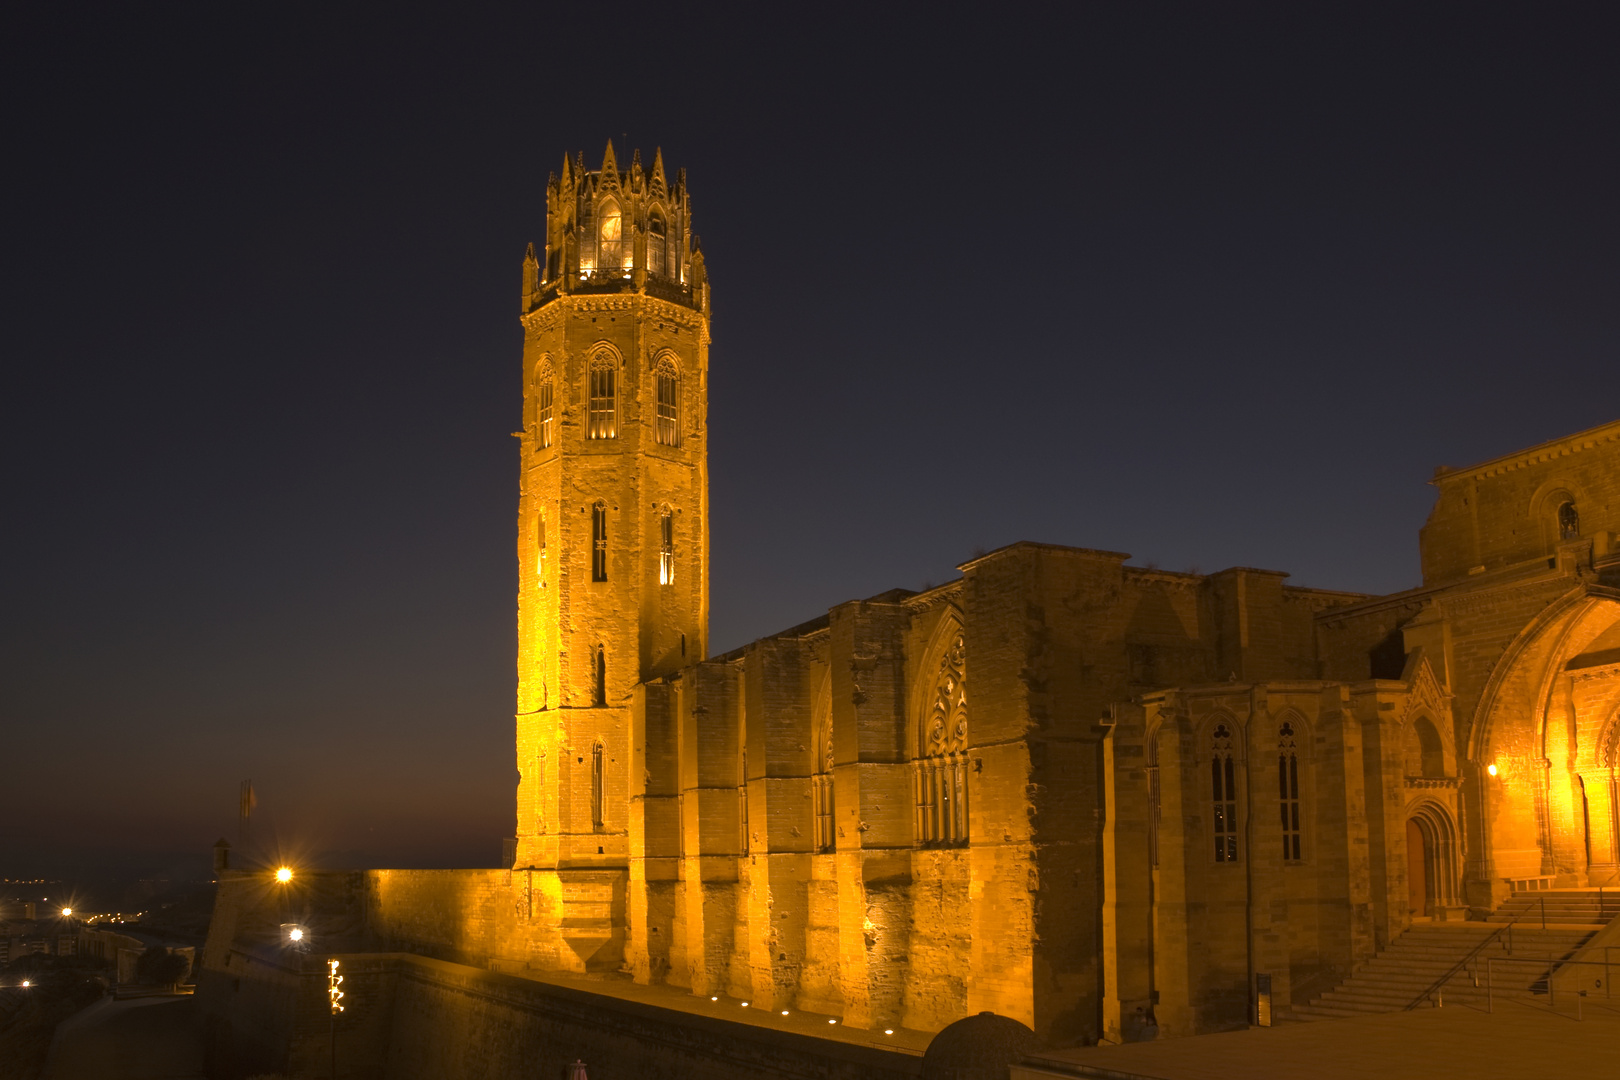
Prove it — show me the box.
[1487,763,1498,777]
[828,1019,837,1024]
[275,867,294,883]
[780,1010,789,1016]
[884,1029,894,1035]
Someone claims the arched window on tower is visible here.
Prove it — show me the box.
[534,360,554,449]
[658,506,674,585]
[598,200,622,271]
[915,633,969,846]
[647,212,667,277]
[591,740,605,829]
[1211,722,1239,863]
[1279,720,1302,862]
[1558,499,1581,541]
[588,354,617,440]
[655,358,680,447]
[591,502,608,582]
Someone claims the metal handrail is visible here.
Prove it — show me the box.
[1404,896,1548,1010]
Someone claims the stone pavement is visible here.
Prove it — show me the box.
[44,994,204,1080]
[1013,996,1620,1080]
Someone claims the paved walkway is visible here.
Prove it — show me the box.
[1013,996,1620,1080]
[43,994,204,1080]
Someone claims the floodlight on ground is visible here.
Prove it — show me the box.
[1487,763,1498,776]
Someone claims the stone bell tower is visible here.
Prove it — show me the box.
[511,142,710,970]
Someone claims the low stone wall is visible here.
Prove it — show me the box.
[201,942,923,1080]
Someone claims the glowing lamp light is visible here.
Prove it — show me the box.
[61,907,72,917]
[884,1029,894,1035]
[740,1001,749,1008]
[710,996,718,1001]
[289,928,304,942]
[828,1019,837,1024]
[21,980,31,988]
[781,1010,789,1016]
[1487,764,1498,777]
[275,867,293,883]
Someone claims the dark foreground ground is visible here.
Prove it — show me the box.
[43,996,204,1080]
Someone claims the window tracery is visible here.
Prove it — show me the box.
[647,212,667,277]
[813,697,835,853]
[655,357,680,447]
[1558,500,1580,541]
[915,632,969,846]
[597,200,622,270]
[1279,720,1302,862]
[534,359,555,449]
[588,353,617,439]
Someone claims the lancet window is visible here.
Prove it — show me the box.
[591,740,605,829]
[534,360,554,449]
[588,355,616,439]
[1279,721,1302,862]
[1211,722,1239,863]
[813,702,835,853]
[597,200,623,271]
[658,507,674,585]
[591,502,608,582]
[647,212,667,277]
[915,632,969,846]
[655,358,680,447]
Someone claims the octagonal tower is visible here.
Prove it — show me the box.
[512,142,710,970]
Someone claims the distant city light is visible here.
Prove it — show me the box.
[61,907,72,917]
[275,867,293,883]
[21,981,30,988]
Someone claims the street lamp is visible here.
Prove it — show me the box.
[275,867,293,883]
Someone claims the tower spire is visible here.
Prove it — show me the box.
[600,140,620,190]
[649,148,667,199]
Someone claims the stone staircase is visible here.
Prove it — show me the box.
[1485,889,1620,928]
[1292,898,1608,1020]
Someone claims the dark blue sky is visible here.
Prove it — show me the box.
[4,3,1617,871]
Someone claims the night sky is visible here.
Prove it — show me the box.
[4,5,1618,874]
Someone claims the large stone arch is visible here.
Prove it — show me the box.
[1469,586,1620,900]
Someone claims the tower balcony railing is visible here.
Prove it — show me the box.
[526,268,697,313]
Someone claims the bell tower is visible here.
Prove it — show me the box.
[511,142,710,968]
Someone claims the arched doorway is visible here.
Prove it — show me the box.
[1406,804,1459,918]
[1407,819,1429,916]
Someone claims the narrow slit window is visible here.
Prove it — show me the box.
[659,507,674,585]
[588,358,616,439]
[1147,733,1161,868]
[1211,723,1239,863]
[1280,721,1302,862]
[593,645,606,706]
[591,502,608,582]
[536,511,546,587]
[591,741,604,828]
[739,748,749,855]
[655,360,680,447]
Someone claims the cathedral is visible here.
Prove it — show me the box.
[199,145,1620,1069]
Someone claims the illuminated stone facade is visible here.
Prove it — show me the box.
[305,147,1620,1047]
